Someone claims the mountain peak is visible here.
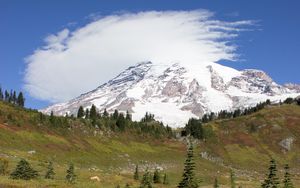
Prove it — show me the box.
[42,62,299,127]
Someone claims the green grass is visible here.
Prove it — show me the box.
[0,101,300,187]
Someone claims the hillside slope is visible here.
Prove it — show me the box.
[202,104,300,173]
[0,101,300,187]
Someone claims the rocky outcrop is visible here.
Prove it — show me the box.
[284,83,300,92]
[207,65,226,91]
[229,69,289,95]
[279,137,295,151]
[162,78,187,97]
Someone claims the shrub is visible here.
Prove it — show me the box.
[66,163,76,183]
[10,159,38,180]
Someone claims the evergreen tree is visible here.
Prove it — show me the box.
[141,112,155,122]
[45,161,55,179]
[8,90,13,102]
[85,109,90,119]
[185,118,203,139]
[103,108,109,117]
[116,113,126,131]
[201,114,209,123]
[214,178,219,188]
[113,109,119,120]
[284,98,294,104]
[178,142,198,188]
[17,92,25,107]
[90,104,97,120]
[297,98,300,106]
[126,110,132,121]
[10,159,38,180]
[0,87,3,100]
[233,109,241,118]
[50,111,55,125]
[163,173,169,185]
[12,91,17,104]
[230,169,236,188]
[140,168,152,188]
[77,106,84,118]
[4,90,9,101]
[283,164,294,188]
[66,163,76,184]
[134,164,139,180]
[261,159,280,188]
[153,168,161,183]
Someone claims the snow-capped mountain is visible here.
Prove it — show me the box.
[42,61,300,127]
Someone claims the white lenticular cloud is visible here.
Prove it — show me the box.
[24,10,252,103]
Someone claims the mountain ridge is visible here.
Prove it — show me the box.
[42,61,300,127]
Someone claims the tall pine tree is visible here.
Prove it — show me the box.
[66,163,76,183]
[178,142,198,188]
[153,168,161,183]
[103,108,109,117]
[17,92,25,107]
[4,90,9,101]
[50,111,55,125]
[90,104,97,120]
[113,109,119,120]
[77,106,84,118]
[134,164,139,180]
[126,110,132,121]
[116,113,126,131]
[8,90,13,102]
[12,91,17,104]
[283,164,294,188]
[85,108,90,119]
[140,168,152,188]
[261,159,280,188]
[45,161,55,179]
[0,87,3,100]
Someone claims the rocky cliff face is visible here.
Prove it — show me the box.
[42,61,300,127]
[284,83,300,93]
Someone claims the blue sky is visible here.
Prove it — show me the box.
[0,0,300,109]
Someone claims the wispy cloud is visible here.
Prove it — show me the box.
[24,10,252,103]
[225,11,240,18]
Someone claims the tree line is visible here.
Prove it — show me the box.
[42,105,173,138]
[0,86,25,107]
[183,97,300,139]
[282,97,300,106]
